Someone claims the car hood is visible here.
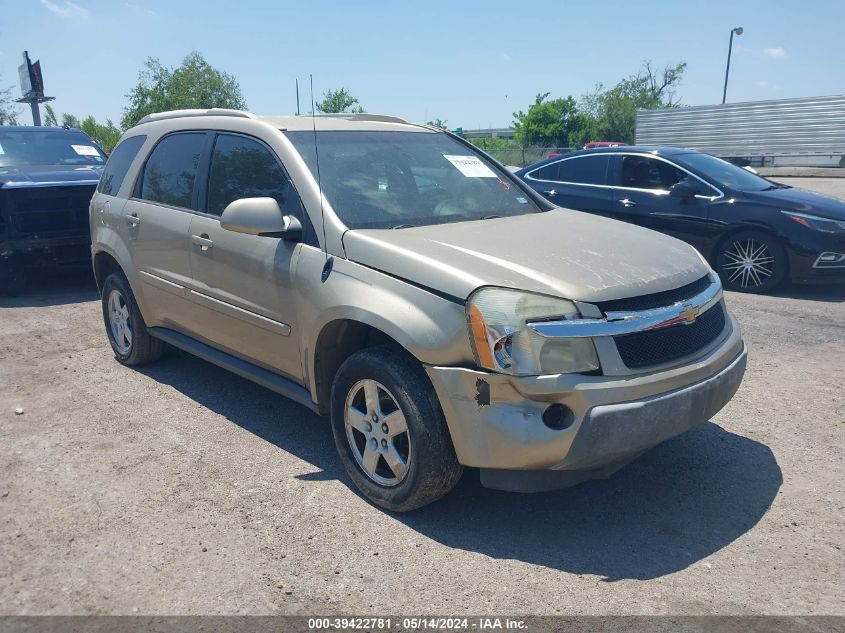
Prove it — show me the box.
[343,209,710,303]
[0,164,103,187]
[743,186,845,221]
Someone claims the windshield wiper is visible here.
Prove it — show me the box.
[391,223,415,229]
[480,214,502,220]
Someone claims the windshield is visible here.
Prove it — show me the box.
[674,152,779,192]
[0,129,106,168]
[286,130,542,229]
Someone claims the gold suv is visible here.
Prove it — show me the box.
[90,109,746,511]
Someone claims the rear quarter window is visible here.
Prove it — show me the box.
[97,135,147,196]
[528,162,560,181]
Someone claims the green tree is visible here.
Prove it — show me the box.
[426,118,449,130]
[512,93,587,147]
[60,113,80,128]
[44,104,59,126]
[581,61,686,143]
[61,113,122,152]
[0,74,20,125]
[316,88,364,114]
[121,51,247,129]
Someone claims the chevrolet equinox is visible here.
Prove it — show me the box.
[90,109,747,511]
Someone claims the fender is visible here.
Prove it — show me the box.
[294,246,474,403]
[90,231,149,316]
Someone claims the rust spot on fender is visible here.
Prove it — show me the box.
[475,378,491,407]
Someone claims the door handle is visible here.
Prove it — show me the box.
[618,198,637,208]
[542,189,557,197]
[191,234,214,251]
[125,212,140,226]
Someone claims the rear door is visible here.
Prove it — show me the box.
[186,132,305,380]
[92,134,147,235]
[522,154,612,215]
[122,131,209,329]
[608,154,719,251]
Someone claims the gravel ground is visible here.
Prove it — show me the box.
[1,182,843,616]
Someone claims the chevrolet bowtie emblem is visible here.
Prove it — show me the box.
[679,304,700,325]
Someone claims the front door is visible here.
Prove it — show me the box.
[186,132,305,380]
[608,154,717,252]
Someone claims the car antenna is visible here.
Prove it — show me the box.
[311,74,332,280]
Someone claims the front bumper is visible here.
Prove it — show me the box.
[787,233,845,285]
[425,314,746,490]
[0,235,91,274]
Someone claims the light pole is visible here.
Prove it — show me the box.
[722,26,744,104]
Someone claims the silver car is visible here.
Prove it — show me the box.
[90,109,747,511]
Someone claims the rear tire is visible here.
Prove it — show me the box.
[330,346,463,512]
[716,230,787,294]
[101,272,164,365]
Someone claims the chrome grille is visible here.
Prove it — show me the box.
[614,303,727,369]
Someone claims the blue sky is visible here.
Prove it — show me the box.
[2,0,843,128]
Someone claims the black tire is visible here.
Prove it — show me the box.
[101,271,164,365]
[330,346,463,512]
[716,230,787,294]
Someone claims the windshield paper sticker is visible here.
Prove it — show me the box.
[72,144,99,156]
[443,154,497,178]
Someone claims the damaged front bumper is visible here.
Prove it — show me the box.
[425,314,747,492]
[0,236,92,290]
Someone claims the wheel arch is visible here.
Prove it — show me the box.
[311,318,408,416]
[711,224,790,289]
[92,249,125,293]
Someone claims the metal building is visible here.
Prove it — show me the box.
[636,94,845,166]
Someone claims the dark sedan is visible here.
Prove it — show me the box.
[516,146,845,293]
[0,126,105,294]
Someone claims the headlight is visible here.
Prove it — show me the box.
[466,287,600,376]
[782,211,845,233]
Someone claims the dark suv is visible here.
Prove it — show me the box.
[516,146,845,293]
[0,126,106,293]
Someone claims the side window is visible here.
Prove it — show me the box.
[206,134,302,217]
[556,155,610,185]
[139,133,206,209]
[529,162,560,181]
[620,156,686,191]
[97,135,146,195]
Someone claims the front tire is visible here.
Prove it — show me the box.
[716,230,787,294]
[101,272,164,365]
[330,346,463,512]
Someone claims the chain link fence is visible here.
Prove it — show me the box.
[468,144,576,168]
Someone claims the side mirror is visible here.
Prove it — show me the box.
[669,180,701,199]
[220,197,302,241]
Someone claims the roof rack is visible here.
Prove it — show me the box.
[136,109,257,125]
[305,113,411,125]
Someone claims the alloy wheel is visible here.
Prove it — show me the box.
[107,289,133,355]
[722,238,775,289]
[344,379,411,487]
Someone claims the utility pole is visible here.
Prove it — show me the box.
[296,79,301,116]
[16,51,54,125]
[722,27,744,104]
